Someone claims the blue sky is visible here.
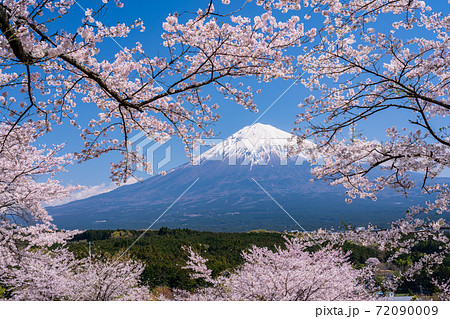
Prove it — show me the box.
[38,0,449,202]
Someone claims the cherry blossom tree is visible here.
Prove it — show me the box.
[74,254,151,301]
[171,219,449,301]
[293,218,450,295]
[0,122,77,281]
[174,238,374,301]
[0,122,150,300]
[271,0,450,216]
[433,279,450,301]
[3,247,151,301]
[0,0,313,182]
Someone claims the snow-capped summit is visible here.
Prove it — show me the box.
[201,123,314,166]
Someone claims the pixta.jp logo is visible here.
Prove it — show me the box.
[127,131,172,175]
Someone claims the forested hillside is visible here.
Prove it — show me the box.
[69,228,287,290]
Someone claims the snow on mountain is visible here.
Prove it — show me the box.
[201,123,315,166]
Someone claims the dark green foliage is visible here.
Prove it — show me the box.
[342,241,383,266]
[71,229,134,241]
[0,282,12,299]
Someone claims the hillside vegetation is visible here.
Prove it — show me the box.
[69,228,287,290]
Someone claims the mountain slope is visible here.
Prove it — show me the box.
[49,123,441,231]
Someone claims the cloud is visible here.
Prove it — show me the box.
[49,177,140,206]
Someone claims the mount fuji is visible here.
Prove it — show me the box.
[49,123,438,232]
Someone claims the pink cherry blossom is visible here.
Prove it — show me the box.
[174,238,374,301]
